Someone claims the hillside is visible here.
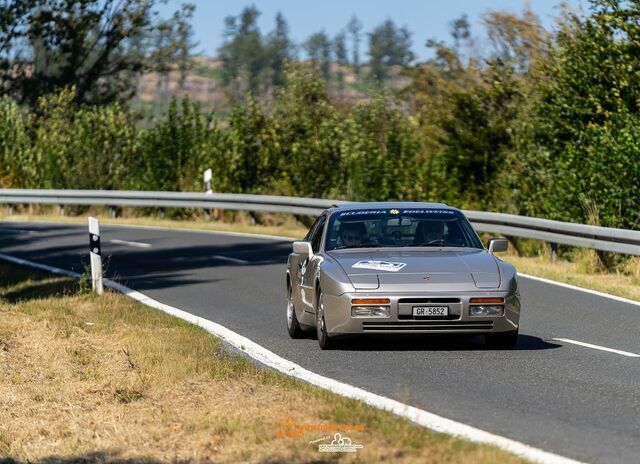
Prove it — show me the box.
[132,55,410,118]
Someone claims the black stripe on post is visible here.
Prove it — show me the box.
[89,233,101,256]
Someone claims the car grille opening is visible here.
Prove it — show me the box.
[398,298,461,304]
[362,321,493,332]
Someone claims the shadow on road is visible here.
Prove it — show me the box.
[0,261,79,302]
[329,333,561,352]
[0,222,292,293]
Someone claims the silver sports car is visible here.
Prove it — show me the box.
[285,202,521,349]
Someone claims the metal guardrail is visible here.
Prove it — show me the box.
[0,188,340,216]
[463,211,640,256]
[1,188,639,255]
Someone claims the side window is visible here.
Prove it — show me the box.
[310,216,327,253]
[304,216,323,242]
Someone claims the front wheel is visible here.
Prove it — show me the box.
[287,283,304,339]
[485,330,519,349]
[316,290,336,350]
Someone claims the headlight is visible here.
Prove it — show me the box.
[469,305,504,317]
[351,306,390,317]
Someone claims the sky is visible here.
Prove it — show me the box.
[158,0,585,61]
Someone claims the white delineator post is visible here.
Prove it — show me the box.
[88,216,104,295]
[204,168,213,194]
[204,168,219,220]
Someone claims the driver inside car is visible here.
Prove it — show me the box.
[413,220,446,245]
[338,222,366,248]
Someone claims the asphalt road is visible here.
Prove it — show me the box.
[1,221,639,464]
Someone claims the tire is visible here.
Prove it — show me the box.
[485,330,519,349]
[286,282,304,339]
[316,290,336,350]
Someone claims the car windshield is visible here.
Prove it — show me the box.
[325,208,483,251]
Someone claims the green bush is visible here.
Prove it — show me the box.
[0,97,32,187]
[27,89,140,190]
[139,98,229,192]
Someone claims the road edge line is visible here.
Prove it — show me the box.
[551,338,640,358]
[0,252,585,464]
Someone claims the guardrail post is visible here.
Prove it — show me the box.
[88,216,104,295]
[549,242,558,262]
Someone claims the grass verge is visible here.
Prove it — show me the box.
[501,253,640,302]
[0,262,529,463]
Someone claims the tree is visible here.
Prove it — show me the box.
[175,3,198,90]
[272,63,341,198]
[0,96,32,188]
[437,63,524,207]
[345,94,423,201]
[265,12,294,90]
[333,31,348,84]
[0,0,193,107]
[140,97,228,193]
[484,7,546,73]
[368,19,414,82]
[0,0,34,97]
[531,0,640,227]
[303,31,331,80]
[450,14,471,51]
[218,6,266,100]
[150,19,176,104]
[346,15,362,75]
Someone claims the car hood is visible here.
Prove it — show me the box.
[328,248,500,292]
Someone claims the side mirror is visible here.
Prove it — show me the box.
[292,241,313,257]
[488,238,508,254]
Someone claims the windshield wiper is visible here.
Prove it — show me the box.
[334,243,385,250]
[410,243,467,247]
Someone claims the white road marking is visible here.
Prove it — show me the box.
[212,255,248,265]
[552,338,640,358]
[520,273,640,308]
[109,239,151,248]
[0,251,586,464]
[0,227,38,234]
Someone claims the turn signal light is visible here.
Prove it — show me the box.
[351,298,391,305]
[470,297,504,304]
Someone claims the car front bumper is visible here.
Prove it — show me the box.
[323,291,520,335]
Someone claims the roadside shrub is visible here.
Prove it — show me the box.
[27,88,140,190]
[0,97,32,187]
[138,97,230,192]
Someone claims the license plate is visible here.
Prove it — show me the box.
[412,306,449,316]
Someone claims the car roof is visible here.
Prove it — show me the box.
[328,201,457,213]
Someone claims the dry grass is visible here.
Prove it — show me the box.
[501,253,640,302]
[0,262,529,463]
